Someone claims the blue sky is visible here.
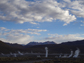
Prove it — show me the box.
[0,0,84,44]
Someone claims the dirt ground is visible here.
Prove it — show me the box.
[6,59,51,63]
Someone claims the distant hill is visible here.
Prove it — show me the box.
[24,40,84,53]
[6,43,24,49]
[26,41,56,46]
[0,40,84,53]
[0,40,15,53]
[61,40,84,45]
[0,40,26,53]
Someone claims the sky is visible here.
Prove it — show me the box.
[0,0,84,44]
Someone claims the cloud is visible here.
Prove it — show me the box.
[6,34,32,44]
[0,0,76,25]
[37,27,39,28]
[81,21,84,23]
[63,0,71,3]
[0,35,33,44]
[80,21,84,26]
[0,27,47,44]
[80,24,84,26]
[0,27,47,35]
[45,33,84,44]
[63,0,84,18]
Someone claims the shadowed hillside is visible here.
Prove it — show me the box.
[0,40,84,54]
[0,40,26,53]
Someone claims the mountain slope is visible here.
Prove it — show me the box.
[61,40,84,45]
[25,40,84,53]
[0,40,26,53]
[0,40,15,53]
[6,43,24,49]
[26,41,56,46]
[0,40,84,54]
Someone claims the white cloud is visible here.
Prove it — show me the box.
[80,24,84,26]
[6,34,32,44]
[80,21,84,26]
[37,27,39,28]
[63,0,84,18]
[0,0,76,25]
[45,33,84,44]
[81,21,84,23]
[64,0,71,3]
[0,27,47,44]
[71,10,84,18]
[0,27,47,35]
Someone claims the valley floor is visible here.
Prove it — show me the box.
[1,58,84,63]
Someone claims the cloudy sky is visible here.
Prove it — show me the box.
[0,0,84,44]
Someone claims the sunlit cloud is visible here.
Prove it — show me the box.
[0,0,76,25]
[0,27,47,44]
[45,33,84,44]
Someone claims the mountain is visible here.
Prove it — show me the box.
[42,41,57,44]
[6,43,24,49]
[0,40,27,53]
[0,40,16,53]
[23,40,84,53]
[61,40,84,45]
[26,41,56,46]
[0,40,84,54]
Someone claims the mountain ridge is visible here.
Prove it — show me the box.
[0,40,84,53]
[60,40,84,45]
[26,41,56,46]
